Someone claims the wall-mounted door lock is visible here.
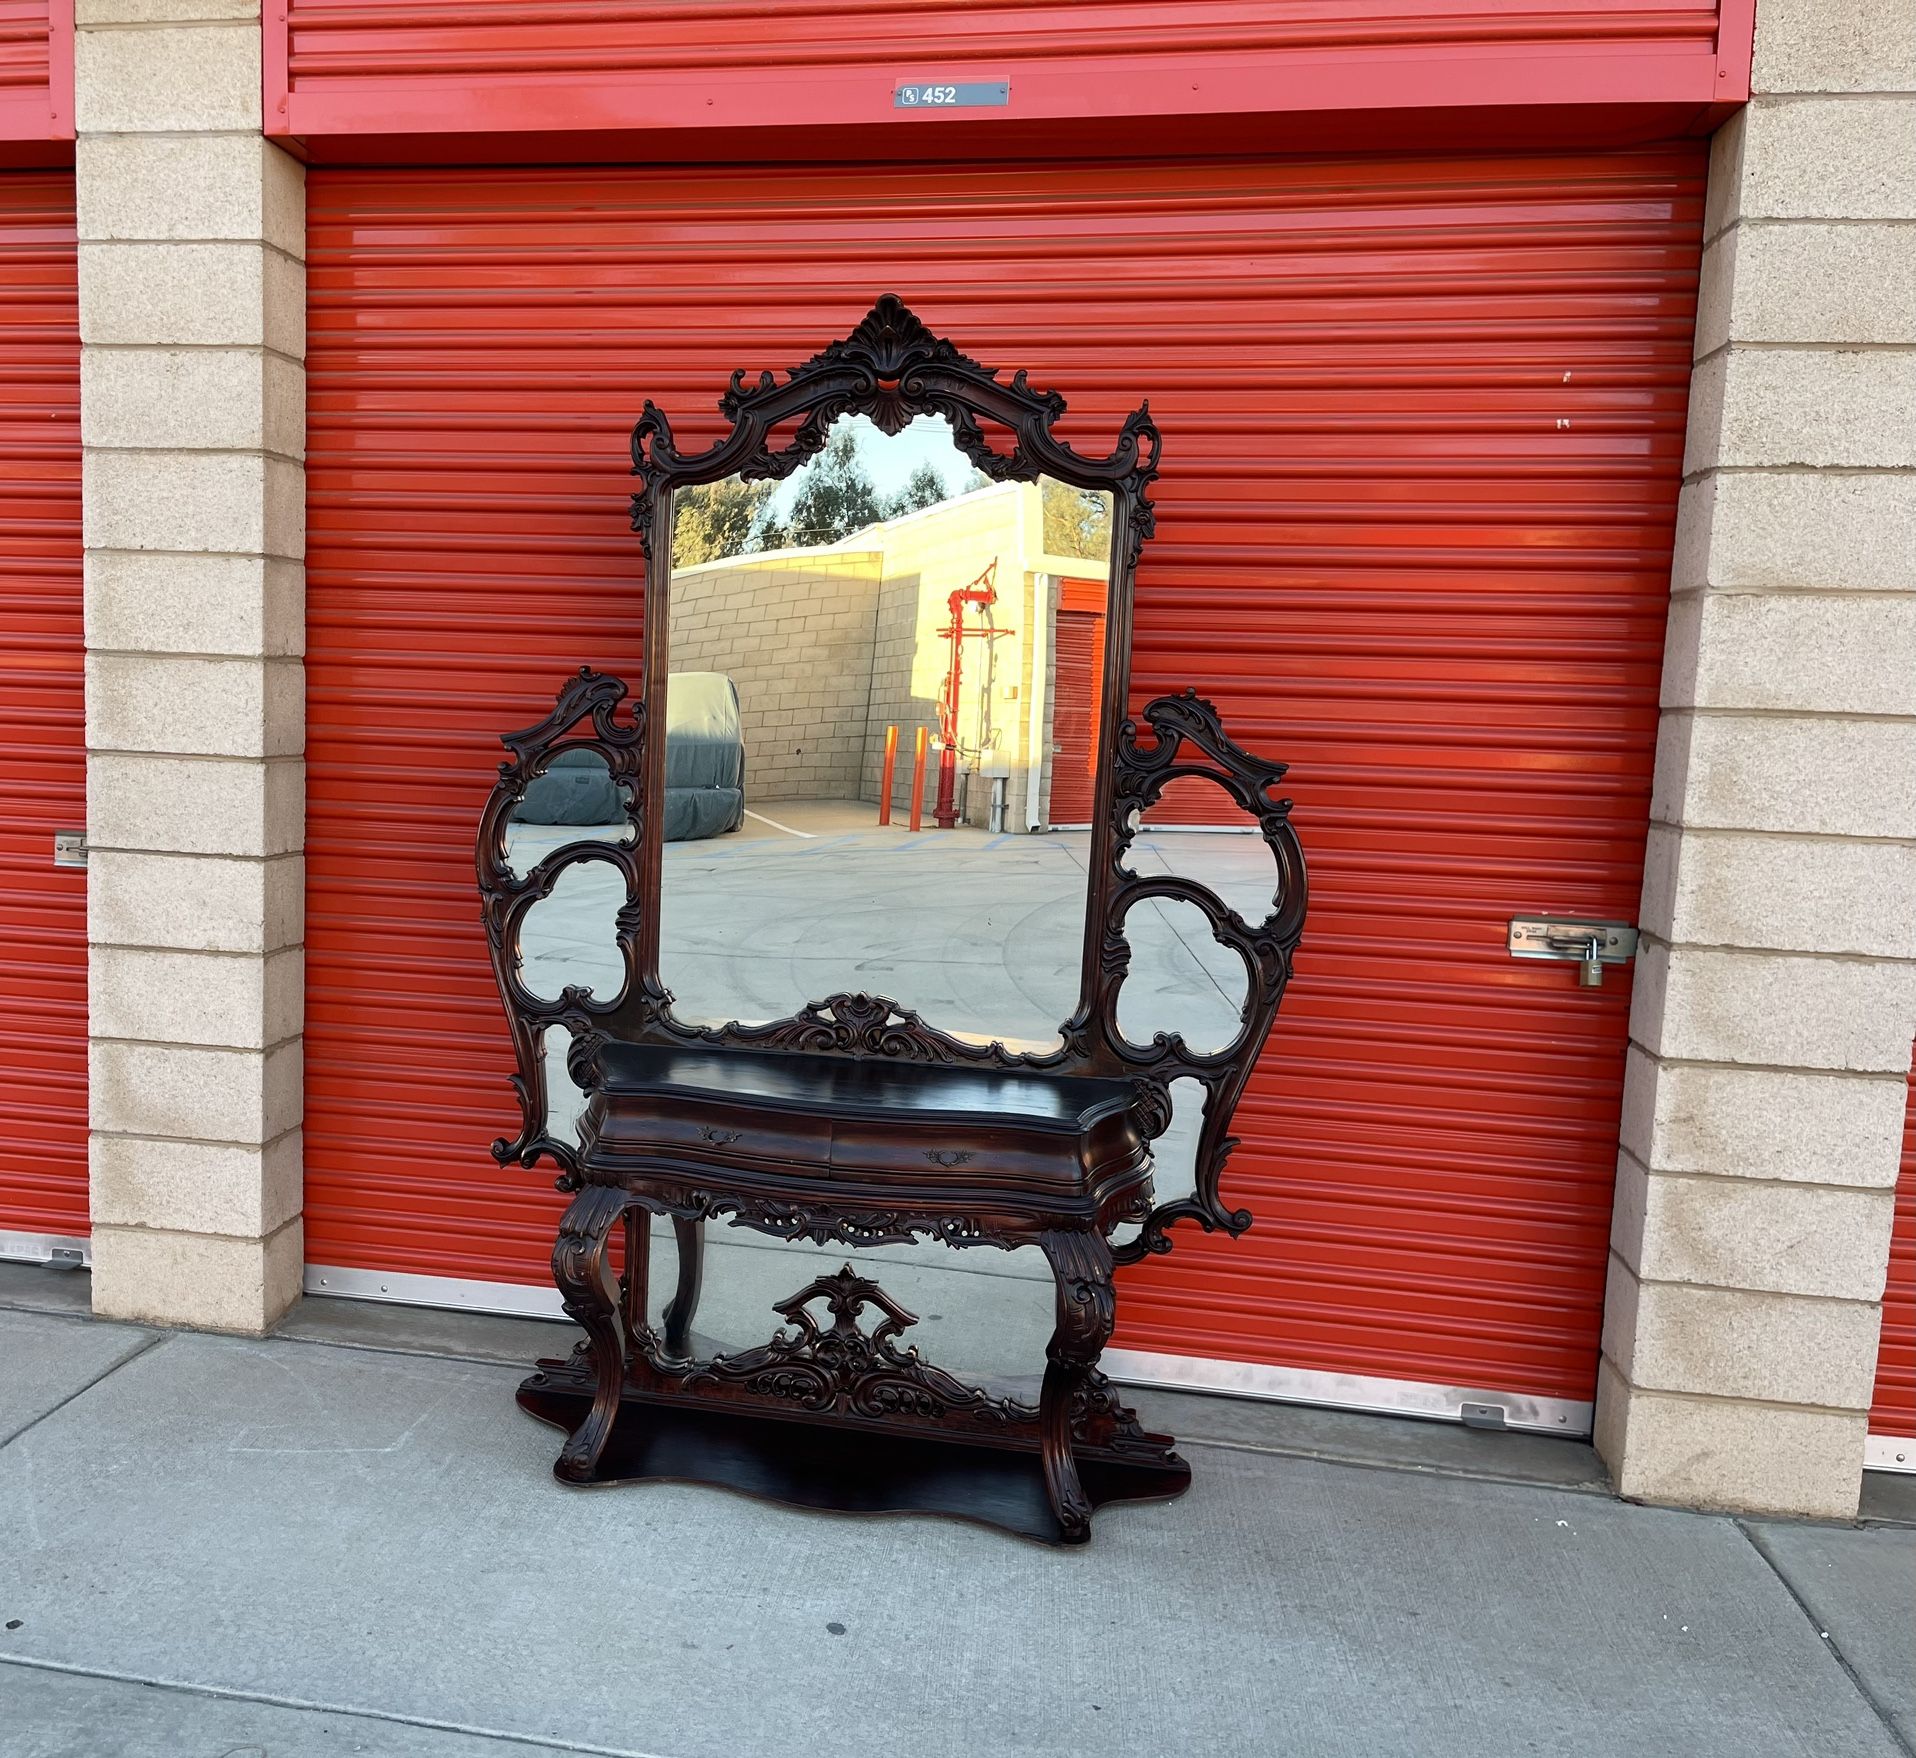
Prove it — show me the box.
[1507,918,1638,988]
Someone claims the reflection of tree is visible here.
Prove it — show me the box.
[761,426,882,550]
[672,476,775,568]
[1042,479,1112,561]
[671,427,988,567]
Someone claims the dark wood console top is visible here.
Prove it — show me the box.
[592,1040,1141,1132]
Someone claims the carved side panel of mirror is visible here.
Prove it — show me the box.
[476,672,643,1181]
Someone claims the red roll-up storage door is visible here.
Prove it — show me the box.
[306,146,1702,1420]
[1869,1070,1916,1468]
[0,170,84,1251]
[1047,584,1106,829]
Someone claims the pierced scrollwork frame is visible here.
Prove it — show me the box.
[1103,691,1307,1261]
[475,666,644,1190]
[476,298,1307,1256]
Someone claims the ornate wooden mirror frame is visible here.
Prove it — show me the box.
[476,298,1307,1543]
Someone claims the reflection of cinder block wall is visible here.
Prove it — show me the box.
[671,550,882,803]
[860,484,1032,821]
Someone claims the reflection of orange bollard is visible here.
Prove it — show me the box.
[878,725,898,826]
[909,727,928,833]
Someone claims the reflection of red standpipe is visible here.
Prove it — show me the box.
[877,724,898,827]
[909,727,927,833]
[933,558,1008,830]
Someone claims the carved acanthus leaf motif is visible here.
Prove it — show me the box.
[661,990,1068,1071]
[658,1187,1000,1252]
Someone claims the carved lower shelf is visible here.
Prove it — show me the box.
[518,1350,1191,1546]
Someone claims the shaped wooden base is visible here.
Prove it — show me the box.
[518,1364,1192,1547]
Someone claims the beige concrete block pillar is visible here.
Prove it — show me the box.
[1597,0,1916,1518]
[76,0,307,1332]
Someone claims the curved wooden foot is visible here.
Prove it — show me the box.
[551,1184,631,1483]
[1037,1228,1117,1544]
[662,1215,705,1359]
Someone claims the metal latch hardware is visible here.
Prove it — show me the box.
[1507,918,1639,988]
[46,1246,85,1271]
[52,830,87,870]
[1459,1402,1508,1431]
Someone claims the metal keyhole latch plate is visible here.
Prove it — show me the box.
[1507,918,1639,988]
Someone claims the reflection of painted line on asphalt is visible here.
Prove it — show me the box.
[742,809,817,839]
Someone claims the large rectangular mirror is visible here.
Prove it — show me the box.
[653,410,1113,1052]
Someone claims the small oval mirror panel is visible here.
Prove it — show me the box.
[1120,773,1285,927]
[502,746,634,882]
[1115,895,1251,1057]
[515,860,628,1004]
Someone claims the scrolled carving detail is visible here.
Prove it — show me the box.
[651,1186,1004,1254]
[1102,689,1307,1259]
[476,669,645,1187]
[656,990,1071,1071]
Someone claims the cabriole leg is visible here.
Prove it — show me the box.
[1037,1227,1117,1544]
[662,1215,705,1359]
[551,1184,631,1483]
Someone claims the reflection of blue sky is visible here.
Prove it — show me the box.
[764,412,975,516]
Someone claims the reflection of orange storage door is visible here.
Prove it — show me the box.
[0,172,84,1253]
[1870,1070,1916,1472]
[305,150,1701,1431]
[1047,579,1106,828]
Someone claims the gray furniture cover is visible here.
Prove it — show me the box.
[515,672,743,841]
[662,671,745,842]
[517,746,626,826]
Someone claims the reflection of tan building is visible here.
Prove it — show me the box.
[670,548,883,805]
[670,481,1108,829]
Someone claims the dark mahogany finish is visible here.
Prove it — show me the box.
[478,300,1306,1543]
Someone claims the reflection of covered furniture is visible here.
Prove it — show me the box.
[517,746,627,825]
[662,670,744,842]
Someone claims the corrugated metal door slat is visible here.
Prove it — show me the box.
[1871,1070,1916,1448]
[305,147,1702,1406]
[0,169,84,1243]
[1047,607,1103,828]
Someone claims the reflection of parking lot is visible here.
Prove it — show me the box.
[507,807,1277,1385]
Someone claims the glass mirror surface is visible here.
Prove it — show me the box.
[501,747,634,881]
[1120,781,1284,929]
[1115,896,1250,1056]
[542,1022,586,1146]
[503,747,632,1007]
[658,412,1114,1050]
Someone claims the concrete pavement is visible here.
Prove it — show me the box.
[1,1278,1911,1758]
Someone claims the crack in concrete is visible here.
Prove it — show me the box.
[0,1654,683,1758]
[0,1328,168,1452]
[1736,1518,1916,1758]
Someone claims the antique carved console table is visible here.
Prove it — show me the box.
[478,299,1306,1543]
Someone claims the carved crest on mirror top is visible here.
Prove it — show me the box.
[476,297,1307,1260]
